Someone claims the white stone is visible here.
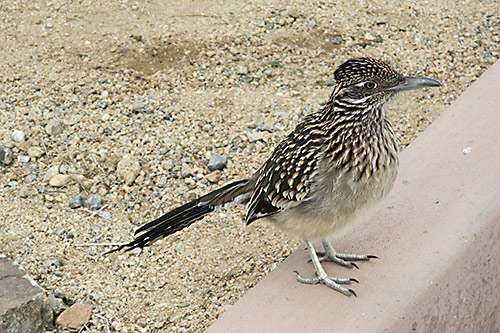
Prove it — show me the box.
[12,130,25,142]
[49,174,71,187]
[116,154,141,185]
[44,166,60,182]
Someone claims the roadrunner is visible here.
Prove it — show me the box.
[108,58,440,296]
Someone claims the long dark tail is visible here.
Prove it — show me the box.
[105,179,253,254]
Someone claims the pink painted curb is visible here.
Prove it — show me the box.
[206,59,500,333]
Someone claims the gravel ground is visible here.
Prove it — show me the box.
[0,0,499,332]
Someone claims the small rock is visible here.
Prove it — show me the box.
[19,187,30,198]
[332,37,344,45]
[87,88,97,95]
[27,146,44,158]
[288,9,301,18]
[270,60,281,68]
[156,176,168,185]
[264,69,273,77]
[130,247,142,255]
[69,194,85,209]
[181,162,194,178]
[237,64,248,75]
[206,171,221,183]
[49,174,71,187]
[44,165,60,182]
[56,303,92,330]
[97,210,111,219]
[48,258,64,267]
[247,131,264,142]
[47,294,68,316]
[25,174,37,184]
[208,155,227,171]
[0,146,13,165]
[86,195,102,210]
[116,154,141,185]
[46,119,63,136]
[256,125,273,133]
[70,268,81,275]
[17,155,30,163]
[239,75,253,83]
[48,73,59,81]
[12,130,25,142]
[131,103,151,114]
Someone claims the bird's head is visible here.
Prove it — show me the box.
[332,57,441,108]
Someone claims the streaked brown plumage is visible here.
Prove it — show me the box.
[107,57,440,296]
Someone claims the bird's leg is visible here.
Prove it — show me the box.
[316,239,377,269]
[295,239,357,296]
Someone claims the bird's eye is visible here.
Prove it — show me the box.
[363,81,377,89]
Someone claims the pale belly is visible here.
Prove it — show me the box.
[267,163,398,240]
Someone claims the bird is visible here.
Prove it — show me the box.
[106,57,441,296]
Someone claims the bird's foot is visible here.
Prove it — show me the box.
[294,270,358,296]
[316,240,377,269]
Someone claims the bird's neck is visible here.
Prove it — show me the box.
[319,99,386,125]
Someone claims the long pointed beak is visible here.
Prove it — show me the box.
[392,76,441,92]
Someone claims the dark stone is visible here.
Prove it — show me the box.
[0,146,13,165]
[208,155,227,171]
[68,194,85,209]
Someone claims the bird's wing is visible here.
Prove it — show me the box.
[245,119,326,224]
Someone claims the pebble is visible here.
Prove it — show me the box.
[236,65,248,75]
[48,294,68,316]
[247,131,264,142]
[256,125,273,133]
[181,162,194,178]
[0,146,13,165]
[69,194,85,209]
[239,75,253,83]
[116,154,141,185]
[49,174,71,187]
[12,130,25,142]
[48,73,58,82]
[208,155,227,171]
[27,146,44,158]
[132,103,152,114]
[19,187,30,198]
[46,118,63,136]
[86,195,102,210]
[56,302,92,330]
[269,60,281,68]
[44,165,60,182]
[17,155,30,163]
[25,174,37,184]
[97,210,111,219]
[206,171,221,183]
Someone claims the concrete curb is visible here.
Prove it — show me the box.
[207,59,500,332]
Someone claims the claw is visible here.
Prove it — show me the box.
[351,262,359,269]
[350,278,359,284]
[348,289,357,297]
[367,255,379,259]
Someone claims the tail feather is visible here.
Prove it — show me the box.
[105,179,252,255]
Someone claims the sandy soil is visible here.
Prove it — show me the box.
[0,0,499,331]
